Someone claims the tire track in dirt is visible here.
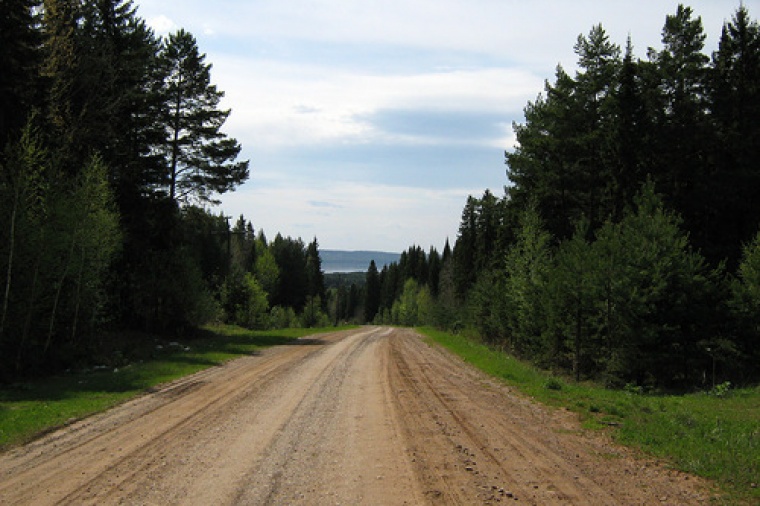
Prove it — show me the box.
[228,326,421,505]
[388,329,616,503]
[228,326,386,503]
[67,327,399,505]
[0,327,712,505]
[0,330,356,505]
[0,327,423,505]
[387,328,711,505]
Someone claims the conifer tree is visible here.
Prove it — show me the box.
[427,247,441,296]
[550,219,597,379]
[709,5,760,267]
[503,204,552,357]
[364,260,381,323]
[646,5,711,254]
[40,0,82,168]
[0,0,42,148]
[306,237,326,309]
[453,196,478,295]
[269,235,308,310]
[593,183,717,387]
[158,29,249,204]
[82,0,165,200]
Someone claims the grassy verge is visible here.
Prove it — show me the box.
[418,326,759,504]
[0,324,353,450]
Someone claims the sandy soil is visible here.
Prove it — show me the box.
[0,327,713,505]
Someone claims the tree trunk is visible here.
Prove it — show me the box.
[17,259,40,372]
[1,190,19,339]
[70,244,87,344]
[574,305,582,382]
[44,232,77,355]
[169,72,182,201]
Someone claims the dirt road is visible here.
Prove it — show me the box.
[0,327,710,505]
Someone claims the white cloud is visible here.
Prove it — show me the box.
[142,1,734,154]
[217,178,481,251]
[212,56,541,150]
[133,0,741,251]
[138,0,733,70]
[147,14,177,35]
[498,121,519,151]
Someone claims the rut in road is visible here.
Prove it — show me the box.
[0,327,711,505]
[386,328,710,504]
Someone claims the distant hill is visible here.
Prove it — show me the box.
[320,250,400,273]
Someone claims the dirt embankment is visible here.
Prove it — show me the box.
[0,327,711,505]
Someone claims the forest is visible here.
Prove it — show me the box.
[0,1,334,381]
[362,5,760,390]
[2,2,759,391]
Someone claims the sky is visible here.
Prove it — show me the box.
[135,0,749,252]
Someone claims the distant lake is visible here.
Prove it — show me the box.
[320,250,400,273]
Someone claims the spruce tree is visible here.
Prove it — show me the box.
[306,237,326,309]
[709,6,760,268]
[364,260,381,323]
[269,235,308,311]
[646,5,711,257]
[0,0,42,148]
[503,204,552,357]
[453,196,478,295]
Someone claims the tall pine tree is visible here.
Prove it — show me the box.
[158,29,249,204]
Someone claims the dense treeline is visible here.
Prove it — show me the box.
[4,2,758,390]
[217,216,329,330]
[0,1,329,381]
[373,5,760,389]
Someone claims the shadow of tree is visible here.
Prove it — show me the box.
[0,328,328,403]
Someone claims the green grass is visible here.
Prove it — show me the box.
[0,324,354,450]
[418,326,760,504]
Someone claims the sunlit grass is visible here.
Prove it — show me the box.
[418,326,759,504]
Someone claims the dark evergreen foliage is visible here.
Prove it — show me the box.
[0,1,259,380]
[372,4,760,389]
[364,260,381,323]
[157,29,249,204]
[3,2,759,390]
[0,0,42,149]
